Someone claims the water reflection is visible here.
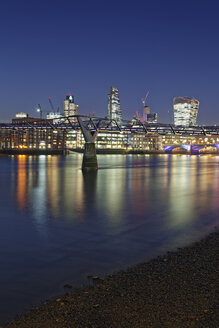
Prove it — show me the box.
[1,154,219,324]
[47,156,60,217]
[16,155,28,211]
[14,154,219,233]
[97,167,126,224]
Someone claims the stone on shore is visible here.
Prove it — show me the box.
[3,231,218,328]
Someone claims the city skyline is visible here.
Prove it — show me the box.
[2,89,203,124]
[0,1,218,124]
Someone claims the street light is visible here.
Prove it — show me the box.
[37,104,43,119]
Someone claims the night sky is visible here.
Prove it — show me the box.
[0,0,218,124]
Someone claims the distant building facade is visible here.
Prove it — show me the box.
[143,106,157,123]
[107,86,122,125]
[3,118,219,154]
[15,112,28,118]
[173,97,199,126]
[147,113,157,123]
[46,112,63,123]
[64,95,78,121]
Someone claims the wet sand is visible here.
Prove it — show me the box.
[3,230,218,328]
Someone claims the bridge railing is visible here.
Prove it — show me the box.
[1,116,219,136]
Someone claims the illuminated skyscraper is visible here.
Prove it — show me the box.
[64,95,78,121]
[173,97,199,126]
[108,86,122,125]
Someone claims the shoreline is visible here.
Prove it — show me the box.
[3,229,218,328]
[1,148,219,155]
[0,149,66,155]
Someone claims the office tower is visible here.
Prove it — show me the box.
[173,97,199,126]
[108,86,122,125]
[143,106,157,123]
[64,95,79,121]
[143,106,150,116]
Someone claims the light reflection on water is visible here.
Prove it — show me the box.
[0,153,218,323]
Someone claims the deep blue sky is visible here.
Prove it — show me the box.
[0,0,218,124]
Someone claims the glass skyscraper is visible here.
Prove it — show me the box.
[108,86,122,125]
[173,97,199,126]
[64,95,78,122]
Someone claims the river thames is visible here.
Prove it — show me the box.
[0,153,218,324]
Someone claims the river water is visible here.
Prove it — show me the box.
[0,153,218,324]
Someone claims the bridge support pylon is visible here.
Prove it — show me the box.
[78,117,98,172]
[82,143,98,172]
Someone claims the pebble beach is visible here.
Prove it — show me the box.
[3,230,218,328]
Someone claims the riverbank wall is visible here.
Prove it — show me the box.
[1,147,219,156]
[69,148,166,155]
[0,149,67,155]
[70,148,219,155]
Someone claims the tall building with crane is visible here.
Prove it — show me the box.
[64,95,79,122]
[141,91,150,121]
[141,91,157,123]
[107,86,122,125]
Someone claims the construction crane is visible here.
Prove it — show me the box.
[141,90,150,107]
[48,97,55,112]
[48,96,60,113]
[141,90,150,121]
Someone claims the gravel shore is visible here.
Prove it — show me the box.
[3,231,218,328]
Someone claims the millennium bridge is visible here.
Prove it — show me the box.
[1,117,219,135]
[1,116,219,170]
